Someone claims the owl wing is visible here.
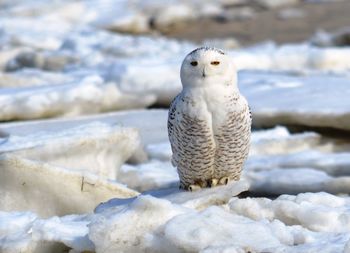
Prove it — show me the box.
[168,94,217,187]
[167,94,180,167]
[214,102,251,181]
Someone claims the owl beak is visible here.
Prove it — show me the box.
[202,67,207,78]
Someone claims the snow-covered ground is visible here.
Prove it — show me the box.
[1,0,350,252]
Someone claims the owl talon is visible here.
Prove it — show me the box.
[208,179,218,188]
[188,184,201,191]
[219,177,229,185]
[199,180,208,188]
[179,182,187,190]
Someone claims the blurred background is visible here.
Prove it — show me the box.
[0,0,349,119]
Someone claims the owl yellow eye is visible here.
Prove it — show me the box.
[211,61,220,66]
[190,61,198,66]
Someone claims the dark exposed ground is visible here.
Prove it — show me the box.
[162,1,350,46]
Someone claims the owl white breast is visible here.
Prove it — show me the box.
[168,47,251,191]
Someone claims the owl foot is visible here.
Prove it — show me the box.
[188,184,201,191]
[219,177,229,185]
[207,178,218,188]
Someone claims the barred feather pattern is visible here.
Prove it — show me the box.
[168,92,251,189]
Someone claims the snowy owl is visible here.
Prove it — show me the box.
[167,47,251,191]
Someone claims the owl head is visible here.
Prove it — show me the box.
[180,47,237,89]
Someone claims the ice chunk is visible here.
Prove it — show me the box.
[161,206,283,252]
[0,69,75,88]
[0,75,156,121]
[245,168,350,195]
[239,70,350,131]
[0,122,141,179]
[250,126,321,156]
[230,191,350,233]
[145,142,172,161]
[0,211,94,253]
[246,150,350,176]
[252,0,299,9]
[89,195,188,253]
[0,155,139,217]
[164,180,249,210]
[119,161,178,191]
[0,109,168,145]
[0,17,71,50]
[95,180,249,213]
[311,27,350,47]
[106,59,182,106]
